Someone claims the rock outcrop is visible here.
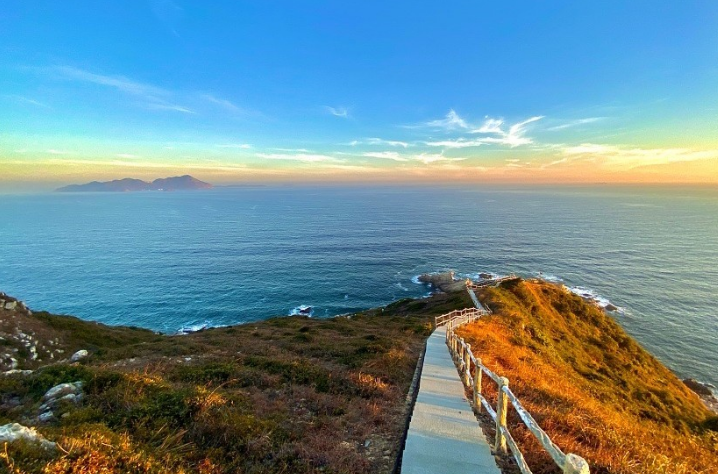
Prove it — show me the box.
[0,423,56,450]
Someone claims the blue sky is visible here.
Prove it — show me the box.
[2,1,718,188]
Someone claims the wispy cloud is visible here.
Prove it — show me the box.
[145,103,194,114]
[47,149,70,155]
[150,0,184,36]
[413,153,466,165]
[424,109,469,130]
[7,95,52,109]
[51,65,193,113]
[561,143,718,169]
[116,153,138,158]
[256,152,344,163]
[415,111,543,148]
[362,151,409,162]
[351,138,409,148]
[216,143,252,149]
[546,117,605,131]
[201,94,244,114]
[324,106,349,118]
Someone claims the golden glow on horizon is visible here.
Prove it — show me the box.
[2,145,718,190]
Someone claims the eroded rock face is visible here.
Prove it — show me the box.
[0,423,56,450]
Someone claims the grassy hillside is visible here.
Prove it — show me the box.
[458,280,718,474]
[0,290,472,474]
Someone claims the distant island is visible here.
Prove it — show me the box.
[56,175,212,192]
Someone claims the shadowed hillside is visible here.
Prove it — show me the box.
[458,280,718,474]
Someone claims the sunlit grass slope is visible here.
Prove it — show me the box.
[0,291,472,474]
[458,280,718,474]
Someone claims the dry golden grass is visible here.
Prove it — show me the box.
[458,280,718,474]
[0,291,473,474]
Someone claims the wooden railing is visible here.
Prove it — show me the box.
[437,311,590,474]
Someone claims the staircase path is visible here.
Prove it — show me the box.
[401,325,501,474]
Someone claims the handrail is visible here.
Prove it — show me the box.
[433,295,590,474]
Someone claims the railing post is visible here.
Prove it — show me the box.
[473,357,482,412]
[463,343,472,386]
[495,377,510,454]
[563,454,590,474]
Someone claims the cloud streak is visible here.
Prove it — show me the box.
[325,106,349,118]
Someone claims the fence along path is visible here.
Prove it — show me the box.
[400,321,501,474]
[434,283,591,474]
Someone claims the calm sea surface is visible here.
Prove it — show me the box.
[1,185,716,387]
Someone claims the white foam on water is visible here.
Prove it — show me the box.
[289,305,314,317]
[537,272,563,283]
[395,282,409,291]
[177,320,213,335]
[568,286,624,314]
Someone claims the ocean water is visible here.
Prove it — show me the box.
[1,185,716,387]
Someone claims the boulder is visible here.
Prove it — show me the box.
[4,301,17,311]
[43,381,83,401]
[0,423,56,450]
[683,378,714,397]
[70,349,89,362]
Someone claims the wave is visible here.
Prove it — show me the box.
[177,320,217,335]
[567,286,624,314]
[289,305,314,317]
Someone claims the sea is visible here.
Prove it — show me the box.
[1,185,716,388]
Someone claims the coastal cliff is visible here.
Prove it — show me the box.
[1,282,716,473]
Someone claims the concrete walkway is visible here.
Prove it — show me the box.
[401,326,501,474]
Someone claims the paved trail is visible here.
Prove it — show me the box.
[401,325,501,474]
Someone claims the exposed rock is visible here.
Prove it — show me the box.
[37,411,55,423]
[417,272,465,292]
[604,303,618,312]
[0,423,56,450]
[684,378,714,396]
[2,369,33,376]
[43,381,83,401]
[70,349,89,362]
[479,272,493,279]
[4,301,17,311]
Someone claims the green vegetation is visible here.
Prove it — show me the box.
[458,280,718,474]
[0,292,464,474]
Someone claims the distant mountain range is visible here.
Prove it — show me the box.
[56,175,213,192]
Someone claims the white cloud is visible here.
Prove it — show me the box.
[7,95,51,109]
[560,143,718,169]
[145,103,194,114]
[256,152,343,163]
[362,151,409,162]
[475,118,504,134]
[201,94,243,114]
[47,149,69,155]
[116,153,138,158]
[425,109,469,130]
[325,106,349,118]
[546,117,604,131]
[417,112,543,148]
[216,143,252,149]
[52,65,194,114]
[413,153,466,165]
[352,138,409,148]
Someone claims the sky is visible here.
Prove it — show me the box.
[1,1,718,190]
